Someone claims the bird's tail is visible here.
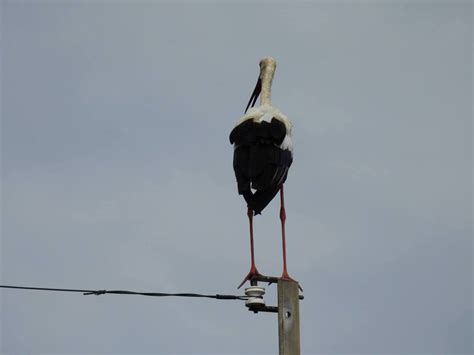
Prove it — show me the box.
[243,186,281,215]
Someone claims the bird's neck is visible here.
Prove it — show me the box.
[259,65,275,106]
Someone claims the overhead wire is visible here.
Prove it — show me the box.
[0,284,248,300]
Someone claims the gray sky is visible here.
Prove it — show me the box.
[1,1,472,354]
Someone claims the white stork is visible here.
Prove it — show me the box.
[229,57,296,288]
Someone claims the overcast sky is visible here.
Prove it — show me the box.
[1,1,472,354]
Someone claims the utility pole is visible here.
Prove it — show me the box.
[245,276,302,355]
[278,279,300,355]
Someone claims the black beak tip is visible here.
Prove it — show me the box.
[244,77,262,113]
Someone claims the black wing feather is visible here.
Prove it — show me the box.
[230,118,292,214]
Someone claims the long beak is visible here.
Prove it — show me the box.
[244,77,261,113]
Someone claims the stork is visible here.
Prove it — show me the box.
[230,57,296,289]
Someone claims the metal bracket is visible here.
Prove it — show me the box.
[244,275,303,314]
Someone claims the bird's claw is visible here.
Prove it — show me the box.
[237,267,262,289]
[281,272,303,291]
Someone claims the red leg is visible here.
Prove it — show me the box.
[279,185,302,290]
[237,208,262,288]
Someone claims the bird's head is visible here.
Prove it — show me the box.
[245,57,277,113]
[259,57,277,73]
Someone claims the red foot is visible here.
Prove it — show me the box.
[281,270,303,291]
[237,266,262,289]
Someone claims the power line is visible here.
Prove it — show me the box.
[0,285,247,300]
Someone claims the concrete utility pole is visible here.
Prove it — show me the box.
[245,276,302,355]
[278,279,300,355]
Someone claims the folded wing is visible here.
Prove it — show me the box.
[230,118,292,214]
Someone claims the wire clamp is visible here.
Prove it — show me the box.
[84,289,107,296]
